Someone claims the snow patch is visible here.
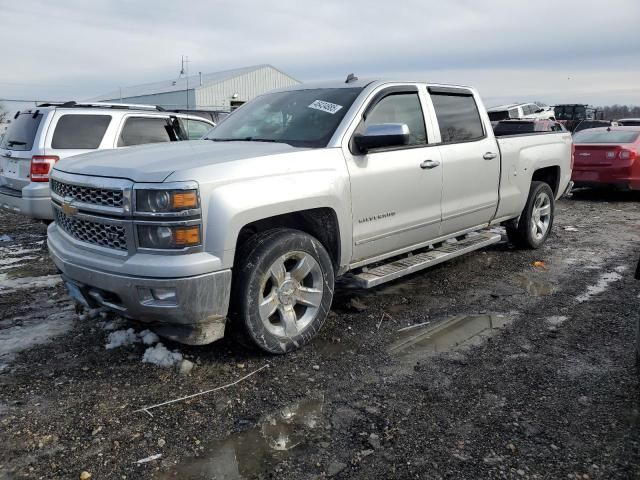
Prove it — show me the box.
[0,310,75,371]
[105,327,161,349]
[105,328,139,349]
[563,226,578,232]
[0,235,11,242]
[546,315,568,326]
[0,273,62,293]
[142,343,183,368]
[139,329,160,345]
[576,268,626,303]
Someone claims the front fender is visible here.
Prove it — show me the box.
[204,170,352,269]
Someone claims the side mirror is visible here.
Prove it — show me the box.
[353,123,410,154]
[535,108,545,113]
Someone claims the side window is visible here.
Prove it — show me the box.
[357,93,427,147]
[509,108,519,118]
[180,119,213,140]
[118,117,172,147]
[430,93,485,143]
[51,114,111,149]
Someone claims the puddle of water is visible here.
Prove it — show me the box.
[388,314,513,357]
[512,274,556,296]
[159,395,325,479]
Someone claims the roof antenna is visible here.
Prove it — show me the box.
[345,73,358,84]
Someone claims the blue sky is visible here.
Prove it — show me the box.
[1,0,639,111]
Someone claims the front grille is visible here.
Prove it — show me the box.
[51,179,123,208]
[54,208,127,251]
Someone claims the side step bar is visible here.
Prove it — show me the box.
[349,231,502,288]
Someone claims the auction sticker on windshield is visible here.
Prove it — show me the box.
[308,100,343,114]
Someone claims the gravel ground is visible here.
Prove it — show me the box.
[0,190,639,480]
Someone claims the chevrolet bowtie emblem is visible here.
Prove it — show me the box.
[62,201,78,217]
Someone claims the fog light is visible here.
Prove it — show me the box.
[152,288,176,302]
[138,287,178,306]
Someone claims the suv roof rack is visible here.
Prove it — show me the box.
[35,101,165,112]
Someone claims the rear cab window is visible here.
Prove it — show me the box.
[51,114,112,149]
[1,112,44,151]
[118,116,173,147]
[428,88,485,143]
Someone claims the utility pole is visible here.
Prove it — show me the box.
[180,55,190,110]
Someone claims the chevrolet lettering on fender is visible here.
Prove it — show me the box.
[47,77,573,353]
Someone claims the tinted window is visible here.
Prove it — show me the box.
[488,110,510,121]
[1,112,42,151]
[494,121,536,135]
[205,88,363,148]
[356,93,426,146]
[118,117,172,147]
[431,93,484,143]
[573,130,640,144]
[51,114,111,149]
[180,119,213,140]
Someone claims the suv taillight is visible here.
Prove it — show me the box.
[30,155,59,182]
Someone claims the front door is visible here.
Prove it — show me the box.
[343,87,443,264]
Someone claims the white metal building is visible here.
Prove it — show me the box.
[91,64,300,111]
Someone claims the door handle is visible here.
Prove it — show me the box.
[420,159,441,169]
[483,152,498,160]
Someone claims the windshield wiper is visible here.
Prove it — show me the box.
[6,140,27,146]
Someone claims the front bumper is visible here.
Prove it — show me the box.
[48,225,232,345]
[0,185,54,220]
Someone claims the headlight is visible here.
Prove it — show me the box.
[136,189,199,213]
[138,225,201,249]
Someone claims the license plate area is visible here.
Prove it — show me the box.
[3,159,21,179]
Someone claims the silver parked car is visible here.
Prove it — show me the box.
[0,102,215,220]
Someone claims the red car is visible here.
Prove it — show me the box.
[571,126,640,190]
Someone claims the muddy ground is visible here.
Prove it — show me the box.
[0,190,639,480]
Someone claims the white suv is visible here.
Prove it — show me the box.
[488,102,556,122]
[0,102,215,220]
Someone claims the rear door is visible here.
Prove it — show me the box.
[0,111,48,192]
[427,86,500,236]
[45,112,113,158]
[343,85,443,264]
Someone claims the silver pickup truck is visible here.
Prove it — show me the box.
[47,79,572,353]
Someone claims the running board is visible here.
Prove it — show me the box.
[349,231,502,288]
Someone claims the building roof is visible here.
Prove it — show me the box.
[92,64,299,101]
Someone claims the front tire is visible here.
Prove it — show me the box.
[507,181,555,249]
[231,228,334,354]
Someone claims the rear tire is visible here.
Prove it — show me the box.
[230,228,334,354]
[507,181,555,249]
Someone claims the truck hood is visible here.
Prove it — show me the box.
[53,140,306,183]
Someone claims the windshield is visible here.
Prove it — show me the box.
[573,130,640,144]
[205,88,363,148]
[1,112,43,151]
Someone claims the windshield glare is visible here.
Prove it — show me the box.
[205,87,363,148]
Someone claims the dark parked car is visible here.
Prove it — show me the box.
[573,119,613,134]
[493,119,565,136]
[554,104,604,132]
[618,118,640,127]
